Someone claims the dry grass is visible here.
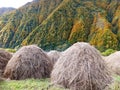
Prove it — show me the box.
[3,45,53,80]
[47,50,61,65]
[51,42,113,90]
[0,49,12,76]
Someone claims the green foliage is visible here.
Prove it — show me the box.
[101,49,116,56]
[90,29,118,52]
[55,42,71,51]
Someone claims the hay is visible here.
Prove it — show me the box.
[102,56,107,60]
[105,51,120,75]
[51,42,113,90]
[0,49,12,76]
[47,50,61,65]
[0,77,6,81]
[0,77,4,81]
[3,45,53,80]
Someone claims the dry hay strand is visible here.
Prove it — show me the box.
[4,45,53,80]
[47,50,61,65]
[51,42,113,90]
[102,56,107,60]
[105,51,120,75]
[0,49,12,76]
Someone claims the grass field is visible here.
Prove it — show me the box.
[0,76,120,90]
[0,79,66,90]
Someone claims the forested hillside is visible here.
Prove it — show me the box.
[0,0,120,51]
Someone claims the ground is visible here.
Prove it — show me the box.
[0,76,120,90]
[0,78,66,90]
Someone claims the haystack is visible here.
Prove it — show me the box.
[51,42,113,90]
[0,49,12,76]
[4,45,53,80]
[105,51,120,75]
[47,50,61,65]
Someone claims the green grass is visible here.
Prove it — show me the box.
[0,48,16,53]
[0,79,65,90]
[101,49,116,56]
[110,75,120,90]
[0,76,120,90]
[5,48,16,53]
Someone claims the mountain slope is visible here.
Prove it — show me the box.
[22,0,120,51]
[0,0,120,51]
[0,7,15,16]
[0,0,63,48]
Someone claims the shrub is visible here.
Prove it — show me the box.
[101,49,116,56]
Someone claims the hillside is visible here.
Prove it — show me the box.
[0,7,15,15]
[0,0,120,51]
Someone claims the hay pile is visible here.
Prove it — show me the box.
[4,45,53,80]
[47,50,61,65]
[51,42,113,90]
[0,77,5,81]
[105,51,120,75]
[0,49,12,76]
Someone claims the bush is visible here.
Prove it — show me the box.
[5,48,16,53]
[101,49,116,56]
